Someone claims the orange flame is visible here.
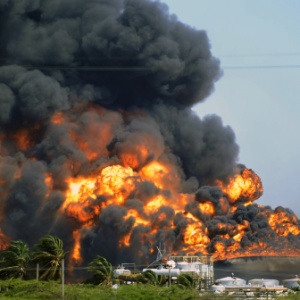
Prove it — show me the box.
[10,129,32,152]
[97,165,135,205]
[2,106,297,267]
[0,230,10,250]
[217,166,263,205]
[184,223,210,249]
[51,112,64,124]
[269,208,300,236]
[199,202,215,215]
[71,230,83,264]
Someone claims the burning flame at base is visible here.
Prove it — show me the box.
[1,106,300,267]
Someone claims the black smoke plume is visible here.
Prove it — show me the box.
[1,0,299,270]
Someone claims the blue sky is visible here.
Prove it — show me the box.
[162,0,300,216]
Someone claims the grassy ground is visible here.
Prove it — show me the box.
[0,279,200,300]
[0,279,299,299]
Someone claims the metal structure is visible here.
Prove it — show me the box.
[282,276,300,289]
[248,278,279,287]
[215,275,246,286]
[146,243,170,268]
[118,245,214,289]
[168,255,214,289]
[113,263,137,278]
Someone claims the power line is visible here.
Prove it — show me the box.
[219,52,300,58]
[2,62,300,71]
[223,64,300,70]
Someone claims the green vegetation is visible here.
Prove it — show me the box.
[0,240,31,280]
[32,235,68,281]
[87,255,113,285]
[0,279,201,299]
[141,269,159,286]
[177,273,194,288]
[0,235,300,299]
[0,279,299,299]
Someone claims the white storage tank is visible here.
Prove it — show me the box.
[282,276,300,289]
[210,284,225,293]
[177,261,190,271]
[113,268,131,278]
[215,276,246,286]
[249,278,279,287]
[142,268,180,277]
[177,262,200,273]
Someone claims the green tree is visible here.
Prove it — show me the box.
[158,274,168,286]
[31,235,67,281]
[0,240,30,279]
[87,255,113,285]
[177,273,194,288]
[142,269,159,286]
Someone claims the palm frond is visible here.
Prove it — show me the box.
[32,235,67,281]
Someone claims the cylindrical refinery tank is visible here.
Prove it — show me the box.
[210,284,225,292]
[248,278,279,287]
[177,262,200,273]
[215,276,246,286]
[176,262,190,270]
[282,277,300,289]
[142,268,180,277]
[113,268,131,278]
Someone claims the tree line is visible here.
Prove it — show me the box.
[0,235,194,288]
[0,235,67,281]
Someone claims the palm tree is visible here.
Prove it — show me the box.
[142,269,159,286]
[177,273,194,288]
[158,274,168,286]
[31,235,67,281]
[87,255,113,285]
[0,240,30,279]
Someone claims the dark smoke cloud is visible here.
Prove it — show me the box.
[152,104,239,184]
[195,186,230,215]
[1,0,221,110]
[4,159,50,243]
[0,83,15,124]
[2,0,297,268]
[215,256,300,282]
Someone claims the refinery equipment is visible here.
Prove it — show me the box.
[215,275,246,286]
[113,263,137,278]
[115,245,214,288]
[212,274,288,297]
[142,265,180,277]
[248,278,279,287]
[143,255,214,288]
[282,276,300,289]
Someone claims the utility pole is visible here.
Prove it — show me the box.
[168,266,171,287]
[36,264,39,280]
[61,259,65,300]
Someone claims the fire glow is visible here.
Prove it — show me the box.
[1,0,300,271]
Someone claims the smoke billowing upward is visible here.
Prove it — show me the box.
[1,0,300,270]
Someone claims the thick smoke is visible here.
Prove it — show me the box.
[1,0,300,269]
[0,0,221,109]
